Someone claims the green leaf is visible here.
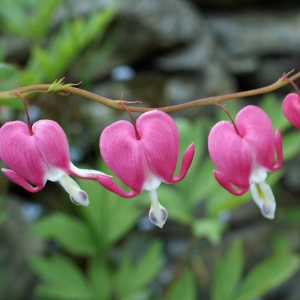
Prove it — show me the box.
[30,212,97,256]
[30,255,93,300]
[0,62,15,79]
[174,118,207,198]
[0,99,24,109]
[29,0,64,40]
[282,130,300,161]
[0,211,7,226]
[77,176,142,249]
[206,186,250,218]
[211,240,243,300]
[114,241,163,299]
[158,185,192,224]
[88,258,112,300]
[236,253,300,300]
[20,8,116,84]
[192,218,226,245]
[165,269,197,300]
[189,157,216,207]
[259,93,290,131]
[47,77,81,94]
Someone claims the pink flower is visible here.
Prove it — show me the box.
[0,120,109,206]
[208,105,283,219]
[97,110,195,228]
[282,93,300,128]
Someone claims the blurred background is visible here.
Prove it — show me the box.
[1,0,300,299]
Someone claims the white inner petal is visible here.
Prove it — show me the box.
[148,189,168,228]
[143,172,161,191]
[250,182,276,219]
[250,164,268,184]
[45,165,65,182]
[59,174,89,206]
[69,162,109,177]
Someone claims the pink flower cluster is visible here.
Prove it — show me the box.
[0,110,194,228]
[1,91,299,227]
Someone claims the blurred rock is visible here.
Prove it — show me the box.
[0,196,44,300]
[207,11,300,57]
[154,34,214,72]
[94,0,206,79]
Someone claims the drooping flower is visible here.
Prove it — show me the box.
[208,105,283,219]
[97,109,195,228]
[282,93,300,128]
[0,120,110,205]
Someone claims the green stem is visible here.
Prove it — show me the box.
[1,72,299,113]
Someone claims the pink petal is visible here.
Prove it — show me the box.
[0,121,47,187]
[33,120,70,173]
[2,168,44,192]
[96,175,140,198]
[171,143,195,183]
[137,110,180,182]
[34,120,109,181]
[235,105,276,171]
[273,129,283,171]
[213,171,249,196]
[282,93,300,129]
[208,120,252,190]
[99,120,147,193]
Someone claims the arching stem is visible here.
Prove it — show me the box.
[281,71,300,95]
[1,71,300,113]
[15,93,33,136]
[216,102,240,135]
[117,101,141,140]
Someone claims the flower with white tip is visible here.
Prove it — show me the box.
[0,120,110,205]
[208,105,283,219]
[97,110,195,228]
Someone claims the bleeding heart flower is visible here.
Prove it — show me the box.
[208,105,283,219]
[0,120,110,206]
[97,109,195,228]
[282,93,300,129]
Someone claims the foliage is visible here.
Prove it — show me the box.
[0,0,117,102]
[211,241,300,300]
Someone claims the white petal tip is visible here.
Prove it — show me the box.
[251,182,276,220]
[59,175,89,206]
[149,205,168,228]
[261,203,275,219]
[70,190,89,206]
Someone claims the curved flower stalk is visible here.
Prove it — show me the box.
[0,120,110,206]
[208,105,283,219]
[97,110,195,228]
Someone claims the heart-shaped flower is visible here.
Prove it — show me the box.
[97,110,195,228]
[0,120,110,205]
[208,105,283,219]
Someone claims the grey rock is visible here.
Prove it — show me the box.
[165,62,237,115]
[207,11,300,57]
[154,33,215,72]
[254,57,299,87]
[94,0,206,78]
[223,55,260,74]
[120,0,204,47]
